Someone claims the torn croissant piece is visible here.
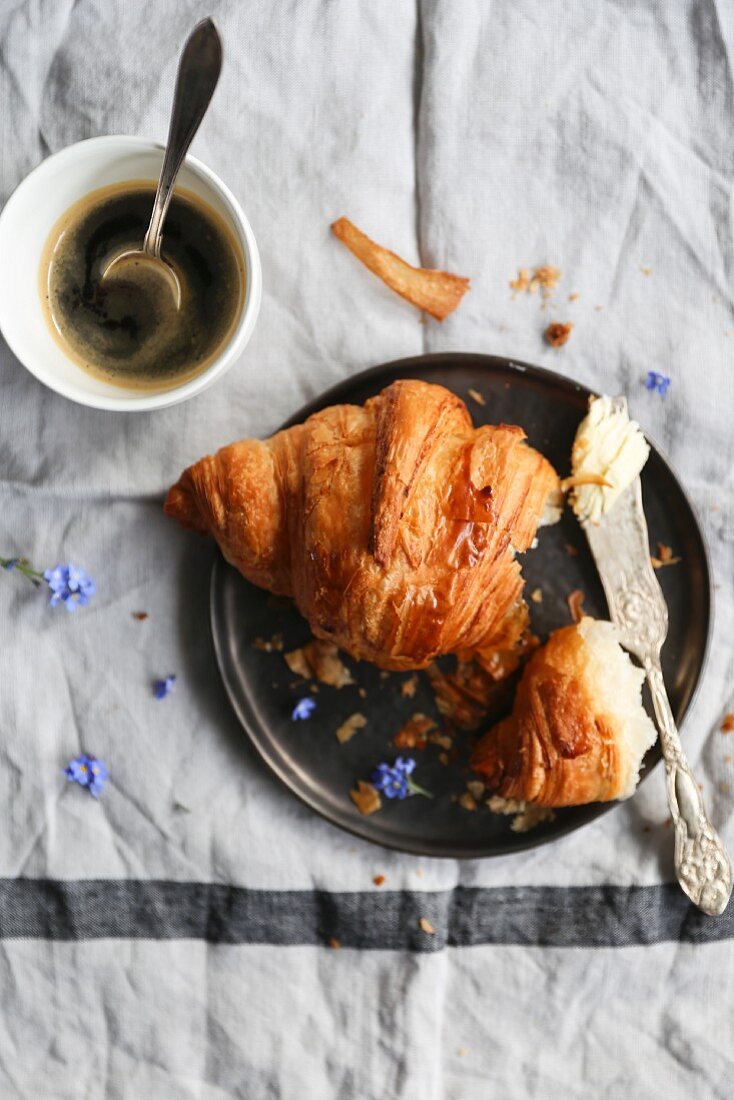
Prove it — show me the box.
[471,618,657,806]
[165,379,560,670]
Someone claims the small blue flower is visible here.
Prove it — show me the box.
[645,371,671,396]
[154,675,177,700]
[370,756,433,800]
[64,754,108,798]
[292,697,317,721]
[43,563,95,611]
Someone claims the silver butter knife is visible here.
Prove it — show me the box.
[581,403,732,916]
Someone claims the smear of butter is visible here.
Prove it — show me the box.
[571,395,650,523]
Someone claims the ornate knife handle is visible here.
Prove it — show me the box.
[645,659,732,916]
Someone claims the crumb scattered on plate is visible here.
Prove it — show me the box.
[511,804,555,833]
[651,543,681,570]
[531,587,543,604]
[487,795,525,814]
[545,321,574,348]
[458,791,477,811]
[721,714,734,733]
[373,874,386,887]
[564,542,579,557]
[428,731,453,750]
[419,917,436,935]
[350,780,381,815]
[400,674,418,698]
[466,779,485,801]
[284,639,354,687]
[131,611,149,621]
[358,687,367,699]
[438,751,449,766]
[567,588,585,623]
[468,388,486,406]
[253,633,284,652]
[486,794,554,833]
[427,656,522,730]
[336,713,368,743]
[393,713,436,750]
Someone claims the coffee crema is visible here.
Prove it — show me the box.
[40,181,245,391]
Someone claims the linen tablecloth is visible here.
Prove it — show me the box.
[2,1,734,1096]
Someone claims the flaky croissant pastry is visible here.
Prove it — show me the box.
[471,618,657,806]
[165,379,560,670]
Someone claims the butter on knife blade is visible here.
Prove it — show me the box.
[570,395,650,524]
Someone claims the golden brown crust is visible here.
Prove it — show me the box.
[471,623,628,806]
[164,380,560,670]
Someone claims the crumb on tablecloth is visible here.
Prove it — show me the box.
[721,714,734,733]
[327,937,341,950]
[419,917,436,935]
[511,265,561,298]
[373,874,386,887]
[545,321,574,348]
[131,611,149,621]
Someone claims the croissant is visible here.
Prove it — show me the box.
[165,379,560,671]
[471,618,657,806]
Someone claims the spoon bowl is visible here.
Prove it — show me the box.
[101,249,183,310]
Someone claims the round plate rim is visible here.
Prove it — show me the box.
[210,352,713,859]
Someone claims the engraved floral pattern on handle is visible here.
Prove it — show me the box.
[646,661,732,916]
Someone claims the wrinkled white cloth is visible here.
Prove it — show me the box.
[1,1,734,1097]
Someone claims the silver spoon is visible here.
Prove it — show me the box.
[102,17,223,307]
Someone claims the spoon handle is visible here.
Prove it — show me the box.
[645,658,732,916]
[144,18,223,258]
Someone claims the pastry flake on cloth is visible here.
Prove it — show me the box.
[165,379,560,670]
[471,618,657,807]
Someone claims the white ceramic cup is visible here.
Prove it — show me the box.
[0,136,262,411]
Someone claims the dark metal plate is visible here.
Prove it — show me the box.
[210,354,711,857]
